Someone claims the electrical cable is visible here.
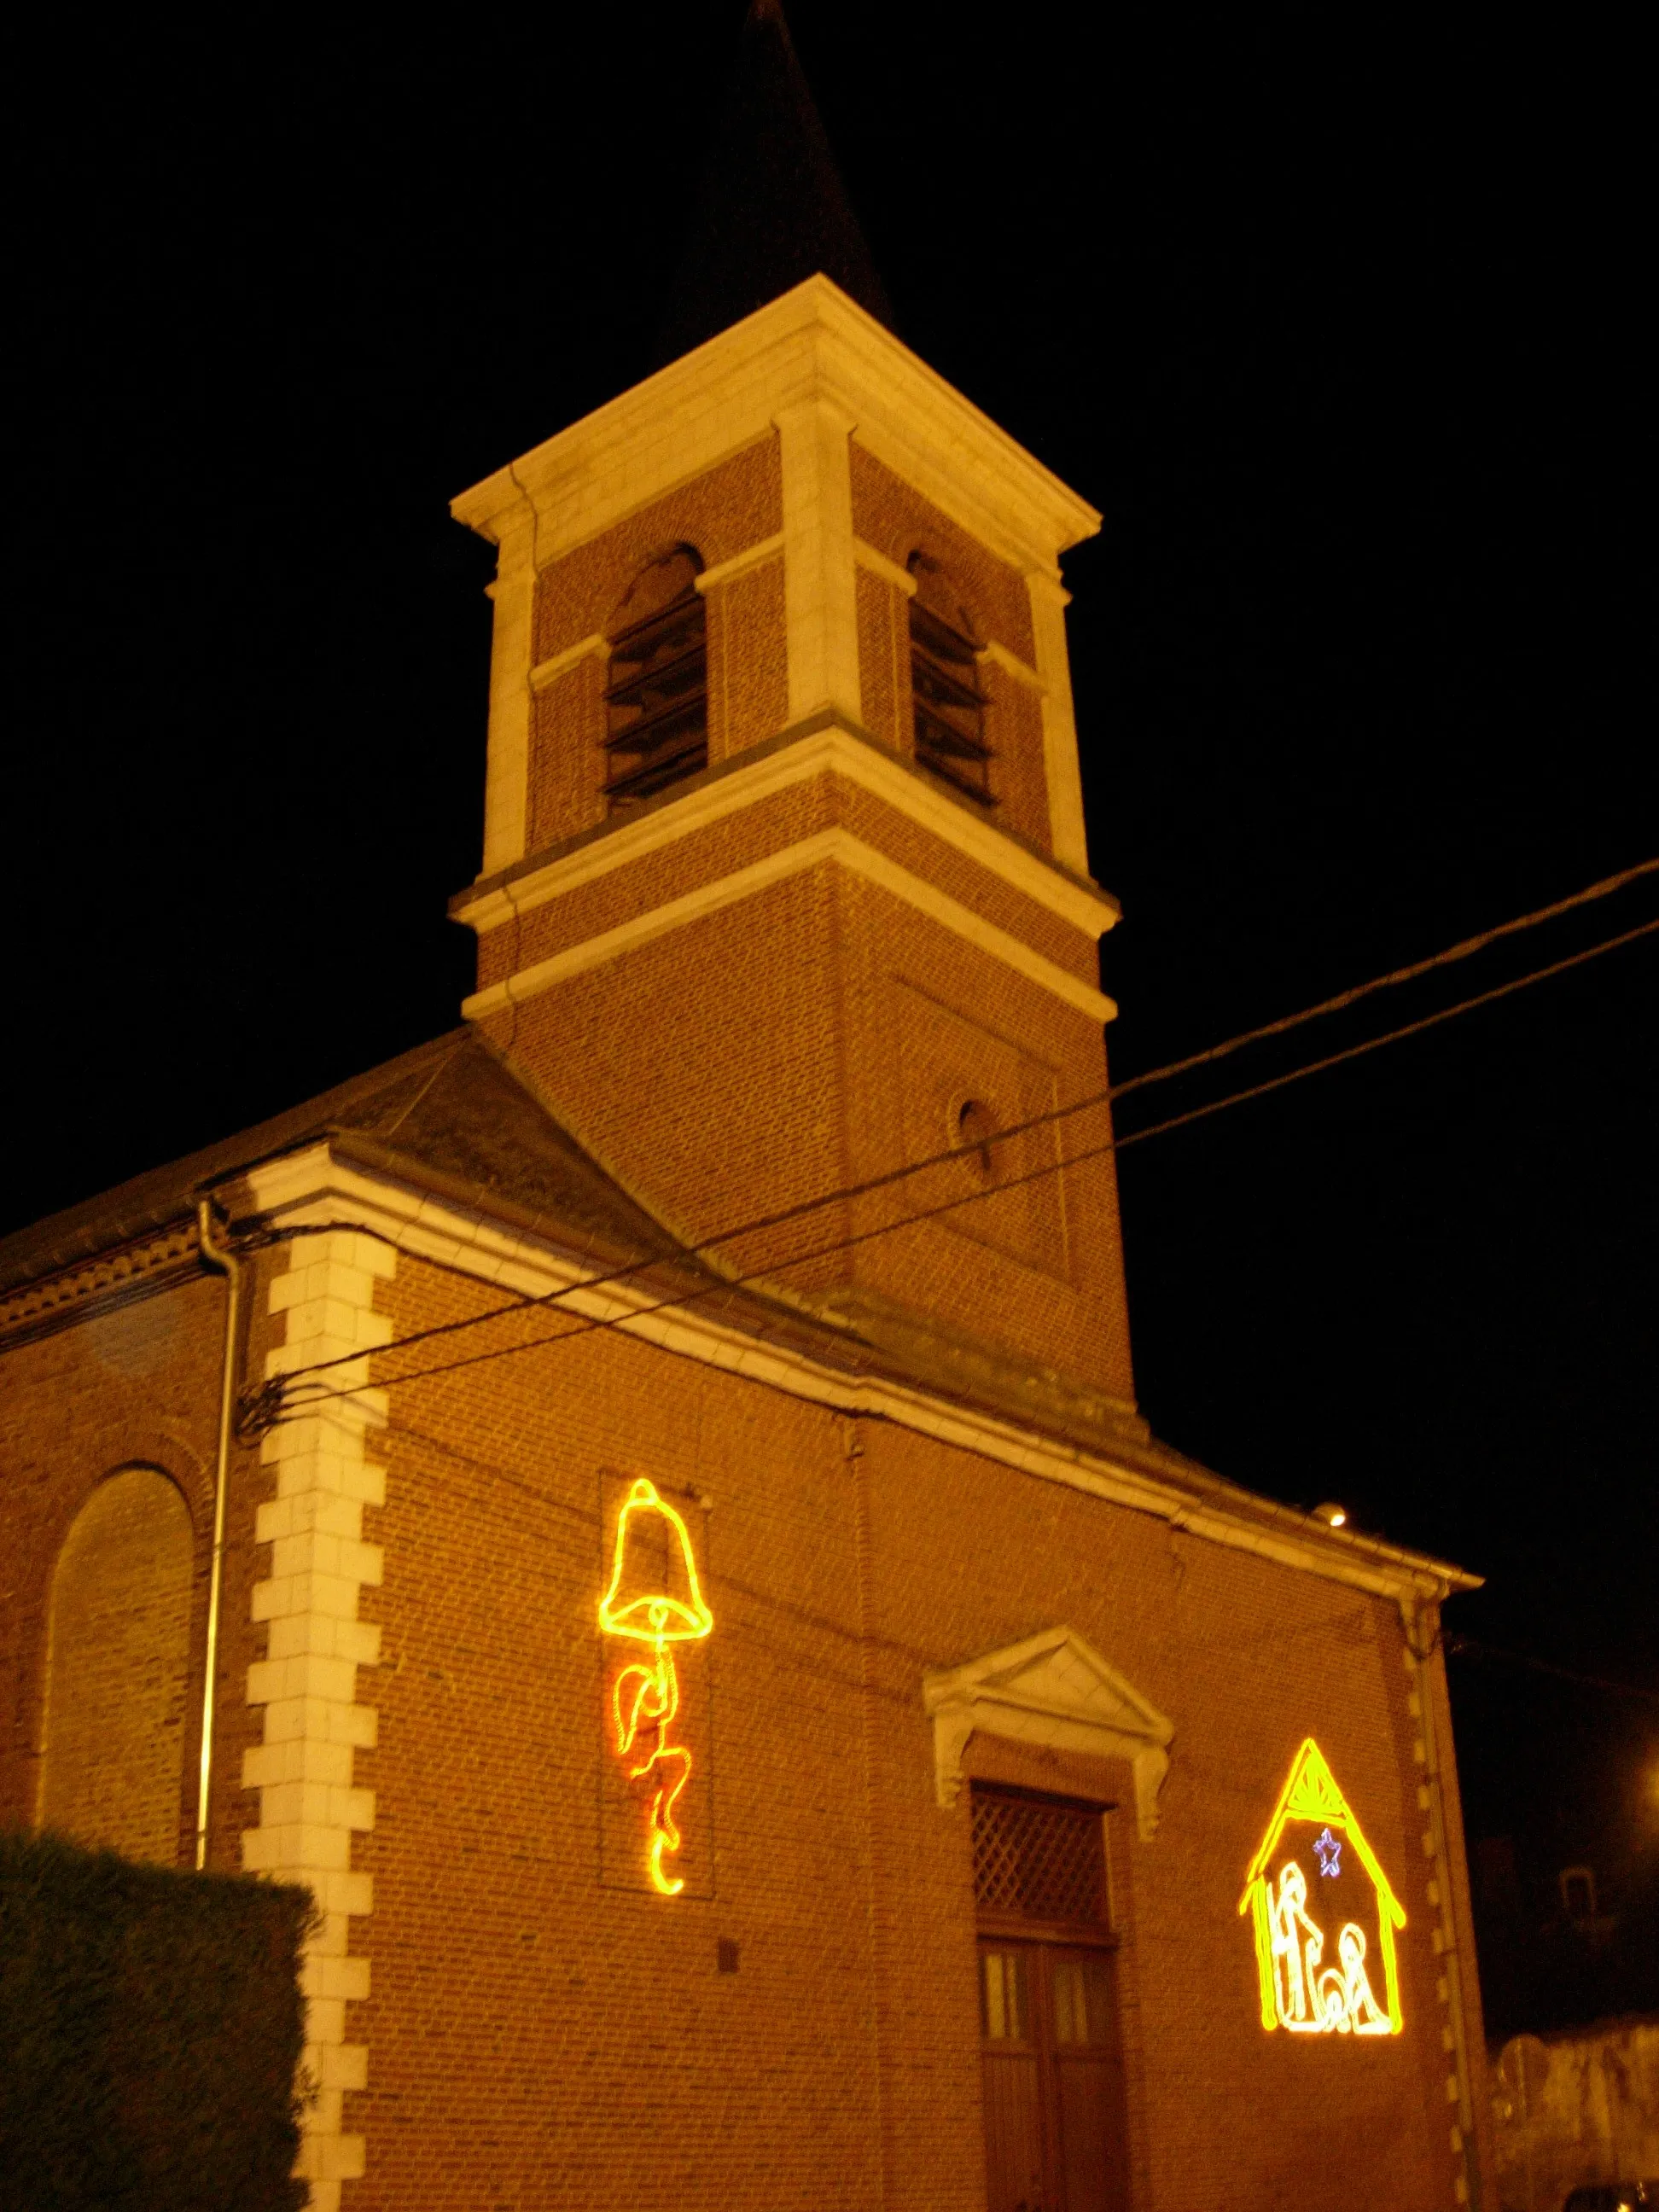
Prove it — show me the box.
[1447,1636,1659,1708]
[272,908,1659,1415]
[273,858,1659,1391]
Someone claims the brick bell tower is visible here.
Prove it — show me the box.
[449,2,1137,1417]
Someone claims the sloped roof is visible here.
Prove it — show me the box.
[0,1027,1479,1599]
[0,1028,683,1300]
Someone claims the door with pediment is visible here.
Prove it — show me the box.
[974,1788,1130,2212]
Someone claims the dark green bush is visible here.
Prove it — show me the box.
[0,1831,313,2212]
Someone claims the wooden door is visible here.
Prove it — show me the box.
[979,1941,1127,2212]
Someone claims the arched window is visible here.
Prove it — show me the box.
[908,550,993,805]
[38,1467,193,1863]
[603,546,708,806]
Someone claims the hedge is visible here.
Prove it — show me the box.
[0,1831,314,2212]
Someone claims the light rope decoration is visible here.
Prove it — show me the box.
[598,1479,713,1895]
[1238,1738,1406,2036]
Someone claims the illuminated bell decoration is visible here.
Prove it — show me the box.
[1237,1738,1406,2037]
[598,1479,713,1896]
[599,1477,714,1645]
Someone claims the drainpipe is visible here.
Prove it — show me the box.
[1406,1589,1484,2211]
[194,1198,244,1873]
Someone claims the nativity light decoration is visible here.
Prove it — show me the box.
[599,1478,713,1896]
[1238,1738,1406,2037]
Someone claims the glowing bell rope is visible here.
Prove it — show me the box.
[598,1479,713,1896]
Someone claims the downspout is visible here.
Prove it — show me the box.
[1406,1589,1484,2210]
[194,1198,244,1873]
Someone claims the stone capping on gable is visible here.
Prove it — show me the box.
[238,1146,1476,1619]
[923,1626,1175,1841]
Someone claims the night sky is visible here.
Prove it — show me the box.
[9,6,1655,2027]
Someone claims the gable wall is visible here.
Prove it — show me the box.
[0,1225,1492,2211]
[0,1263,272,1865]
[310,1237,1485,2212]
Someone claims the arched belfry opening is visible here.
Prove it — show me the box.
[602,546,708,806]
[908,548,993,804]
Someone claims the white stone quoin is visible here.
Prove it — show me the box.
[242,1230,392,2211]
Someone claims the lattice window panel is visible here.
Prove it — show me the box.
[971,1789,1105,1924]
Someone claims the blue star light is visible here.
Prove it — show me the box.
[1313,1827,1342,1877]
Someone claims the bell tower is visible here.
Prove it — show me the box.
[448,11,1137,1416]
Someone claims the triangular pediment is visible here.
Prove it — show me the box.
[923,1626,1174,1840]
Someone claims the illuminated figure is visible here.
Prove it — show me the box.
[1266,1860,1390,2033]
[598,1478,713,1896]
[1239,1738,1406,2037]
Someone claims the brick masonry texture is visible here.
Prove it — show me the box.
[979,661,1053,856]
[472,771,1097,994]
[37,1464,192,1860]
[533,434,782,667]
[0,1263,276,1872]
[850,439,1039,672]
[707,555,788,763]
[524,440,783,850]
[856,563,903,752]
[321,1239,1473,2209]
[0,1213,1491,2210]
[528,653,608,853]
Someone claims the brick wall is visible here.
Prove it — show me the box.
[0,1259,274,1872]
[37,1463,193,1860]
[1,1222,1489,2209]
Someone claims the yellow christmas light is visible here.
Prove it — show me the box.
[599,1478,713,1896]
[1238,1738,1406,2036]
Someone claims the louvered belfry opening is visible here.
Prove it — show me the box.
[972,1787,1108,1929]
[908,549,993,805]
[603,547,708,806]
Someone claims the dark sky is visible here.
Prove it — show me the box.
[8,7,1656,2005]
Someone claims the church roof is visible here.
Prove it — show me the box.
[652,0,893,367]
[0,1029,685,1302]
[0,1029,1477,1601]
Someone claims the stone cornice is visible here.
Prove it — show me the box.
[459,824,1117,1026]
[450,719,1119,943]
[451,277,1102,582]
[0,1222,201,1349]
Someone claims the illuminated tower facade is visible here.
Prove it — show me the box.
[450,278,1135,1414]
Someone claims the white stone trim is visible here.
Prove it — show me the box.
[977,638,1045,693]
[480,497,536,876]
[923,1625,1173,1840]
[1026,571,1090,877]
[776,396,861,725]
[528,632,607,693]
[694,532,785,592]
[853,537,918,597]
[242,1148,1476,1610]
[451,277,1100,583]
[243,1230,393,2211]
[461,825,1117,1025]
[452,724,1118,942]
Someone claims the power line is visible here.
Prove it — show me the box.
[273,909,1659,1415]
[1447,1636,1659,1709]
[275,858,1659,1392]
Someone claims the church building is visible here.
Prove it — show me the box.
[0,8,1497,2208]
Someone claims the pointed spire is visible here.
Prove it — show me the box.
[652,0,894,366]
